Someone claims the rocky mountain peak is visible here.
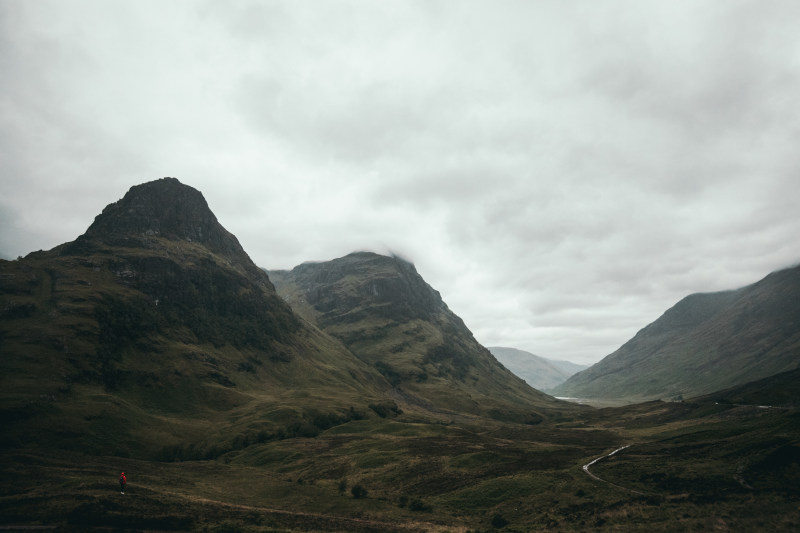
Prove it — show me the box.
[285,251,446,322]
[69,177,248,261]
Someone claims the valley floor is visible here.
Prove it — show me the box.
[1,401,798,532]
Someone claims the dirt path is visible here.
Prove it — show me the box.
[180,494,468,533]
[0,526,56,531]
[1,491,467,533]
[582,445,649,496]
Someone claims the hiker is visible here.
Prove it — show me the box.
[119,472,127,494]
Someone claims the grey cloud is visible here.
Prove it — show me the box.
[237,75,444,162]
[2,1,800,365]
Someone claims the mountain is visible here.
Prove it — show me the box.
[2,179,798,532]
[702,367,800,408]
[268,252,572,423]
[488,346,587,391]
[546,357,587,378]
[0,178,394,458]
[552,264,800,401]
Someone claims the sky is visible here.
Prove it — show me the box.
[2,1,799,365]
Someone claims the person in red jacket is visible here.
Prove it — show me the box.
[119,472,127,494]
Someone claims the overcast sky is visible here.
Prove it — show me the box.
[2,1,799,365]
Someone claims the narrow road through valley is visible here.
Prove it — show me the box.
[582,445,648,495]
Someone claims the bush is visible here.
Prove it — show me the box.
[368,401,402,418]
[351,484,368,499]
[408,498,432,512]
[491,513,509,528]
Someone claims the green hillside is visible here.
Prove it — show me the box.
[269,252,572,423]
[553,264,800,401]
[702,367,800,408]
[2,372,798,531]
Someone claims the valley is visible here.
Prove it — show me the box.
[1,178,798,532]
[488,347,588,391]
[2,392,797,532]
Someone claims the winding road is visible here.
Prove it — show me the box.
[582,445,648,495]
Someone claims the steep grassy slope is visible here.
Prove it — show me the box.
[553,264,800,401]
[489,346,587,390]
[269,252,574,422]
[702,367,800,408]
[0,179,393,459]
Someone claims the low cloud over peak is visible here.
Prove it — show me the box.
[2,0,799,364]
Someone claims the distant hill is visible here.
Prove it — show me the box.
[269,252,574,423]
[701,367,800,408]
[552,264,800,401]
[0,178,395,458]
[488,347,587,391]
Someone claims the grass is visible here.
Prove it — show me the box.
[0,247,401,461]
[2,398,798,531]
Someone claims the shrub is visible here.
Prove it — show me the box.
[351,484,368,499]
[408,498,432,512]
[368,401,402,418]
[491,513,509,528]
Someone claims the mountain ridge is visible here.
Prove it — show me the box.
[268,252,574,422]
[553,263,800,401]
[488,346,587,391]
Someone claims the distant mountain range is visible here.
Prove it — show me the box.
[487,347,587,391]
[552,264,800,401]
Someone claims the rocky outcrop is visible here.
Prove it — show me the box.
[76,178,240,252]
[58,178,298,348]
[281,252,447,324]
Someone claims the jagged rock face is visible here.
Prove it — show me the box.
[69,178,247,262]
[287,252,447,325]
[56,178,298,348]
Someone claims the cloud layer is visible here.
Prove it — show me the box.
[2,0,799,364]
